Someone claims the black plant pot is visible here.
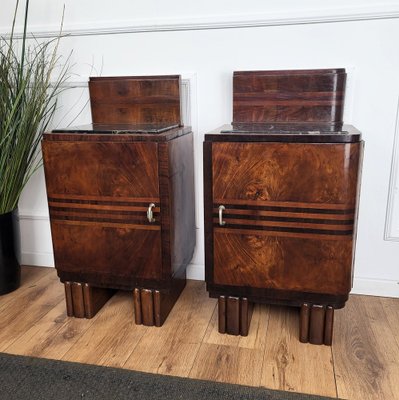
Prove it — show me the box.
[0,210,21,295]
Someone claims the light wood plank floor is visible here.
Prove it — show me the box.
[1,266,398,399]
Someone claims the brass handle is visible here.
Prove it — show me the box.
[147,203,156,223]
[218,205,226,226]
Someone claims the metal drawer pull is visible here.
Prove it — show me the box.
[147,203,156,223]
[218,205,226,226]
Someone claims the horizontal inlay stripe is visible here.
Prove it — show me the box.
[213,199,354,210]
[91,98,180,104]
[212,208,354,221]
[50,210,158,223]
[213,203,354,215]
[213,217,353,230]
[234,100,342,106]
[214,227,352,242]
[48,194,159,203]
[51,215,160,226]
[49,202,160,213]
[234,92,344,99]
[213,223,352,236]
[50,207,152,216]
[52,219,160,231]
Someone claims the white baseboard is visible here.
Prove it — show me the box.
[351,277,399,298]
[186,263,205,281]
[21,252,54,268]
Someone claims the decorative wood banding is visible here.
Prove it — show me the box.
[213,214,353,231]
[213,199,355,211]
[212,207,355,220]
[64,282,115,319]
[212,187,357,240]
[89,76,182,125]
[49,197,161,227]
[218,296,253,336]
[48,194,160,203]
[299,303,335,345]
[233,69,346,126]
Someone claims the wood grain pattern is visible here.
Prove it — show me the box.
[0,270,64,351]
[42,141,160,199]
[233,69,346,126]
[3,267,399,400]
[52,223,163,288]
[261,305,337,397]
[190,304,270,386]
[4,301,97,359]
[212,142,360,205]
[124,281,215,376]
[89,76,182,125]
[333,296,399,400]
[62,291,149,368]
[213,232,353,295]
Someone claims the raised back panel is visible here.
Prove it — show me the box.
[233,69,346,127]
[89,75,182,125]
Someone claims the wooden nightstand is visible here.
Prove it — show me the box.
[203,69,363,345]
[42,76,195,326]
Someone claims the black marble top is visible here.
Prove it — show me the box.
[52,123,180,134]
[205,124,362,143]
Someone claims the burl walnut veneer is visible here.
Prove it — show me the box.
[42,75,195,326]
[204,69,363,345]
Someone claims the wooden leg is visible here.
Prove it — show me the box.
[299,303,335,346]
[299,303,311,343]
[218,296,253,336]
[63,281,115,319]
[133,279,186,327]
[324,306,334,346]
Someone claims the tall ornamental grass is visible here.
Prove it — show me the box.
[0,0,70,214]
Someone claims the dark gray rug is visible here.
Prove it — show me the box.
[0,352,337,400]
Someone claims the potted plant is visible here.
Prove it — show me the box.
[0,0,70,294]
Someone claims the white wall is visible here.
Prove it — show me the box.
[2,1,399,297]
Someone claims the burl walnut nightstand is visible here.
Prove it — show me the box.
[42,75,195,326]
[203,69,363,345]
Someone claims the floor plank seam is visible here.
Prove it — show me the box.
[187,301,217,378]
[258,305,271,389]
[330,342,339,399]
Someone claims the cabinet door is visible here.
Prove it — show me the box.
[210,141,361,296]
[42,140,162,287]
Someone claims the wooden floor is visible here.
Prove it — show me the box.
[0,266,398,399]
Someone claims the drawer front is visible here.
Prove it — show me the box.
[210,141,361,296]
